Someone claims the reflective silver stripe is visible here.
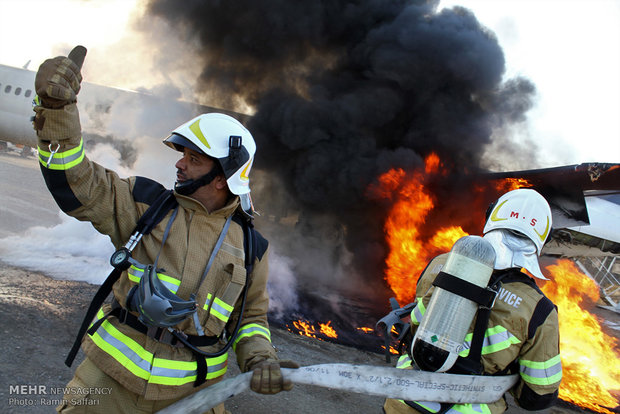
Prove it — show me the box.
[519,355,562,385]
[202,293,213,311]
[236,324,270,340]
[94,321,152,374]
[151,365,196,379]
[150,359,227,379]
[233,324,271,350]
[412,298,425,325]
[37,139,85,170]
[92,319,226,384]
[459,326,520,357]
[210,299,233,321]
[396,354,412,369]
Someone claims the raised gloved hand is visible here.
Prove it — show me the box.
[35,46,86,109]
[250,359,300,394]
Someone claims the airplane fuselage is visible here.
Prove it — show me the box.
[0,64,37,147]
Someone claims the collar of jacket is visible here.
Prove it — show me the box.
[174,191,240,218]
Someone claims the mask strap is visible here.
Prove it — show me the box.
[175,165,221,195]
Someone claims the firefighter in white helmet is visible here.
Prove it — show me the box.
[384,188,562,414]
[33,47,298,414]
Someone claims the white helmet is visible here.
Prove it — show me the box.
[164,113,255,195]
[483,188,552,254]
[483,189,552,279]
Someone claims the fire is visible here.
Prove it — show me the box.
[357,326,374,334]
[374,153,620,412]
[373,153,468,304]
[291,319,318,339]
[288,319,339,340]
[494,177,532,192]
[542,259,620,414]
[425,152,441,174]
[319,321,338,338]
[380,344,400,355]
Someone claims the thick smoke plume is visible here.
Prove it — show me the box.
[145,0,537,320]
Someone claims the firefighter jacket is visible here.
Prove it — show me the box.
[35,104,277,400]
[384,253,562,414]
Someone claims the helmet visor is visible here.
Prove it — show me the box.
[163,133,204,155]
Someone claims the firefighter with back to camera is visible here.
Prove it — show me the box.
[383,188,562,414]
[33,46,298,414]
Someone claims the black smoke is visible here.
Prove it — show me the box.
[145,0,536,318]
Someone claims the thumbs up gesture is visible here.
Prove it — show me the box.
[35,46,87,109]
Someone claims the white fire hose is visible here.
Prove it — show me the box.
[156,363,518,414]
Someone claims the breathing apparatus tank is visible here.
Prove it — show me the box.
[411,235,496,372]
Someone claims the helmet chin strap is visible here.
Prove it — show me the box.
[174,165,221,196]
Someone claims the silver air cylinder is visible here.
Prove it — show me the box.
[411,235,496,372]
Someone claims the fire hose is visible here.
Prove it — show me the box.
[156,363,518,414]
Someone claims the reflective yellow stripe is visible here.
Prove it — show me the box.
[459,325,520,357]
[150,354,228,386]
[127,265,180,294]
[411,297,425,325]
[519,355,562,385]
[38,138,85,170]
[89,309,228,385]
[210,297,234,322]
[232,323,271,351]
[90,310,152,380]
[396,354,412,369]
[202,293,213,311]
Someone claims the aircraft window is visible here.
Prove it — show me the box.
[25,89,32,98]
[15,87,22,95]
[4,85,11,93]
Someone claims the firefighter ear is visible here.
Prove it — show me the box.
[214,174,228,191]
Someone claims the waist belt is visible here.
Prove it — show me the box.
[87,299,220,349]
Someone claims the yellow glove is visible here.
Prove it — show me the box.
[250,359,300,394]
[34,46,86,109]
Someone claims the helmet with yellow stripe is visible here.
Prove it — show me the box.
[483,188,552,255]
[163,113,255,196]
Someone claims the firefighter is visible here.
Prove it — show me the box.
[384,188,562,414]
[33,49,298,414]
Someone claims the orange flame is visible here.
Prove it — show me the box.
[288,319,339,340]
[357,326,375,334]
[319,321,338,338]
[374,153,468,304]
[380,344,401,355]
[291,319,318,339]
[494,177,532,192]
[425,153,441,174]
[542,260,620,414]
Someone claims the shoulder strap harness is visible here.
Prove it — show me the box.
[65,189,258,390]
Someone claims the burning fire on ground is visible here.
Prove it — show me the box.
[287,319,338,340]
[542,260,620,414]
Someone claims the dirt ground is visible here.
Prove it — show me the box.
[1,263,610,414]
[0,149,618,414]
